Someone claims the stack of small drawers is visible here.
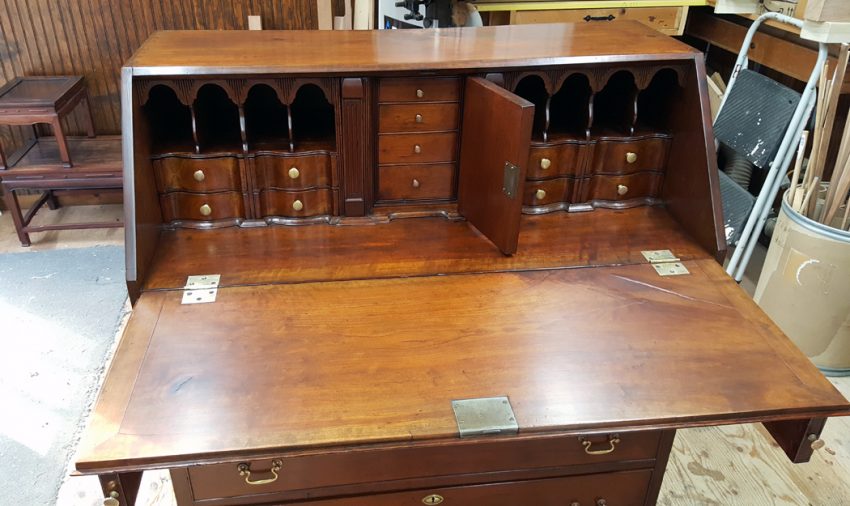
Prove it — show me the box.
[376,78,460,203]
[154,156,247,224]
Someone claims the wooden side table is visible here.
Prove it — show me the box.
[0,76,96,168]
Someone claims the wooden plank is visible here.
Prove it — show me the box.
[687,9,850,92]
[806,0,850,23]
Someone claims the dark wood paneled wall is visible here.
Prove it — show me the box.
[0,0,318,155]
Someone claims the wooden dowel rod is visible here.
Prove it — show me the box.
[788,130,809,206]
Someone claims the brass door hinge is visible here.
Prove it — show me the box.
[452,396,518,438]
[181,274,220,304]
[641,250,689,276]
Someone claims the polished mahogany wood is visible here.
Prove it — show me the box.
[125,24,698,76]
[378,132,458,164]
[377,164,454,201]
[523,177,576,206]
[589,135,671,175]
[141,208,715,291]
[258,188,333,217]
[159,191,245,222]
[527,141,588,179]
[586,171,664,202]
[378,103,459,133]
[378,78,461,103]
[458,77,534,255]
[75,257,848,472]
[153,156,242,193]
[252,153,334,190]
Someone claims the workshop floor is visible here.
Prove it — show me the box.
[2,204,849,505]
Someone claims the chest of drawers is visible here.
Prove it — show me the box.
[76,23,850,506]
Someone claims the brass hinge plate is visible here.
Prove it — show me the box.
[641,250,689,276]
[502,162,520,199]
[452,396,518,438]
[181,274,220,304]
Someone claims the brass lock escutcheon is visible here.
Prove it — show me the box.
[625,151,637,164]
[237,459,283,486]
[193,169,205,182]
[199,204,212,217]
[422,494,444,505]
[540,157,551,170]
[415,113,423,123]
[288,167,300,179]
[580,434,620,455]
[416,88,425,98]
[617,184,629,196]
[292,199,304,211]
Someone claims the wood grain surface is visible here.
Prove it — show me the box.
[75,257,848,472]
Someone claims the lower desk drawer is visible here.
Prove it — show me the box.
[153,156,242,193]
[587,172,664,203]
[296,469,653,506]
[259,188,333,217]
[378,132,457,164]
[524,177,576,206]
[160,191,244,222]
[377,163,454,201]
[187,431,661,501]
[253,153,333,190]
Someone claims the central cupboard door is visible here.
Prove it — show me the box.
[458,77,534,255]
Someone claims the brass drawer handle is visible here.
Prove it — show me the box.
[414,144,422,154]
[412,178,421,188]
[193,169,205,182]
[416,88,424,98]
[292,199,304,211]
[237,460,282,486]
[422,494,444,505]
[617,184,629,196]
[288,167,300,179]
[580,435,620,455]
[535,189,546,200]
[199,204,212,216]
[415,113,423,123]
[626,151,637,164]
[540,157,551,170]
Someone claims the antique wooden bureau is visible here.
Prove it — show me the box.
[76,23,850,506]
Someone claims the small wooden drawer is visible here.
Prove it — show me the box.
[159,191,244,222]
[153,156,241,193]
[523,177,576,206]
[187,431,661,501]
[379,77,461,103]
[589,136,670,175]
[378,132,457,164]
[259,188,332,217]
[379,103,459,133]
[291,469,653,506]
[587,172,664,202]
[377,163,454,201]
[527,142,588,180]
[253,153,333,190]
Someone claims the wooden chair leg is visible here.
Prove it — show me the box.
[46,190,60,210]
[2,188,31,246]
[52,116,73,167]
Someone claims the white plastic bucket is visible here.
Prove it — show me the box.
[754,191,850,376]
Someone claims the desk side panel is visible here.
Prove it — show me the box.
[123,68,162,302]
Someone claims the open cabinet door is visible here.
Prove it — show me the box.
[458,77,534,255]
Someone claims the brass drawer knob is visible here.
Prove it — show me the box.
[580,434,620,455]
[288,167,300,179]
[416,88,424,98]
[412,178,421,188]
[199,204,212,216]
[597,500,608,506]
[103,498,120,506]
[193,169,205,182]
[535,189,546,200]
[626,152,637,164]
[540,157,551,170]
[237,460,282,486]
[292,199,304,211]
[414,144,422,154]
[422,494,444,505]
[415,113,423,123]
[617,184,629,196]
